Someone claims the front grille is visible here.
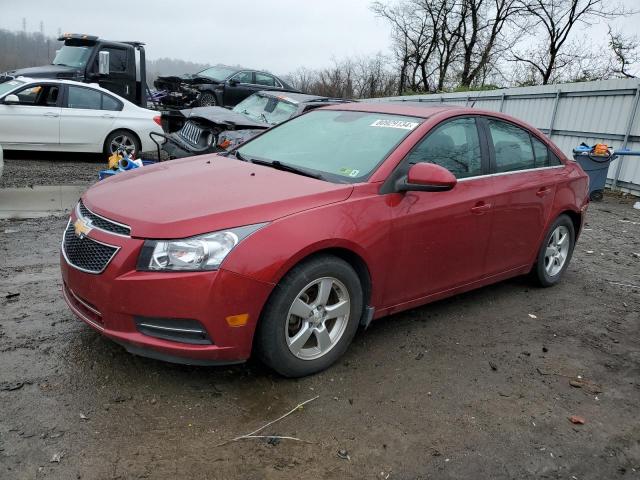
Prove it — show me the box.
[79,201,130,236]
[179,121,204,145]
[62,221,119,274]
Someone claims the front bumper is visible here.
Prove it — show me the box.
[60,219,274,365]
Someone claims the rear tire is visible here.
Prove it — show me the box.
[532,214,575,287]
[197,92,217,107]
[104,130,141,158]
[256,255,363,377]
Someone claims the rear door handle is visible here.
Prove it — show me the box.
[536,187,552,197]
[44,112,59,118]
[102,114,115,119]
[471,201,492,214]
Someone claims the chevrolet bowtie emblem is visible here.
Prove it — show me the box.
[74,218,92,239]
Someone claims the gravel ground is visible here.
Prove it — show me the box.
[0,183,639,478]
[0,151,163,189]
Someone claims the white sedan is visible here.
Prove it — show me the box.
[0,77,162,157]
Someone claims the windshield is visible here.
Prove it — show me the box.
[53,45,92,68]
[0,79,26,97]
[233,94,297,125]
[196,66,237,81]
[237,110,422,182]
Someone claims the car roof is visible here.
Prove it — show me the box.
[321,101,465,118]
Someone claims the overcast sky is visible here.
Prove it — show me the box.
[0,0,638,76]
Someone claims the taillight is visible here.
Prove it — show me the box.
[153,115,162,127]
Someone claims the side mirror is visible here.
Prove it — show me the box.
[98,51,110,76]
[227,78,239,86]
[395,163,457,192]
[3,94,19,104]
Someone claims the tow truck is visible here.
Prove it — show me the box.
[0,33,148,107]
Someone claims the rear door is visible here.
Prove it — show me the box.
[59,85,117,152]
[0,83,61,147]
[481,117,565,275]
[384,117,495,305]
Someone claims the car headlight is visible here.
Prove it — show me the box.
[137,223,266,272]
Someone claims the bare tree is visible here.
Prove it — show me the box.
[512,0,632,85]
[607,27,639,78]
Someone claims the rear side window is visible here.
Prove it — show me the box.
[67,86,102,109]
[405,118,482,179]
[487,119,536,172]
[102,94,122,111]
[531,137,549,167]
[255,73,276,86]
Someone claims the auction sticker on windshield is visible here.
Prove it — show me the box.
[370,119,419,130]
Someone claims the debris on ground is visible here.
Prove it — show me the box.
[528,313,538,319]
[79,413,89,420]
[489,361,498,371]
[569,415,586,425]
[337,449,351,460]
[50,451,65,463]
[0,381,30,391]
[569,378,603,394]
[4,292,20,299]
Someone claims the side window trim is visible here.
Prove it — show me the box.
[379,114,490,194]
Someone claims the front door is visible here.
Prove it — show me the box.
[384,117,495,306]
[96,47,136,103]
[0,83,61,147]
[224,71,256,106]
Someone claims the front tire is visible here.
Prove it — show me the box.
[533,214,575,287]
[197,92,217,107]
[256,255,363,377]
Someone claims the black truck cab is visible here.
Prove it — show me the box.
[3,33,147,107]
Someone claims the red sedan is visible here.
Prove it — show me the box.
[60,103,589,377]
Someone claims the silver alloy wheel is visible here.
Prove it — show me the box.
[285,277,351,361]
[110,134,136,156]
[199,93,216,106]
[544,225,570,277]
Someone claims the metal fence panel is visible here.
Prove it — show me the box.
[371,78,640,195]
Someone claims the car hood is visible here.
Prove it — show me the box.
[7,64,80,78]
[83,155,353,239]
[178,106,268,129]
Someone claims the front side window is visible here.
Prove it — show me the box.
[238,110,422,182]
[197,66,238,81]
[232,94,297,124]
[12,84,60,106]
[231,71,253,84]
[405,117,482,179]
[67,86,102,109]
[102,48,128,72]
[255,73,275,87]
[487,119,536,172]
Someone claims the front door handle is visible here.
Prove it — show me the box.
[536,187,552,197]
[43,112,59,118]
[471,201,492,214]
[102,114,115,119]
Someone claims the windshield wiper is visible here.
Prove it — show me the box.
[249,158,324,180]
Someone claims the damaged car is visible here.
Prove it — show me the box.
[154,66,298,109]
[160,91,351,158]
